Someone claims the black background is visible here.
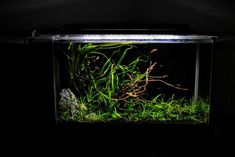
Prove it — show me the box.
[1,0,235,156]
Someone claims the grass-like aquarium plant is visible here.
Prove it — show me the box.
[57,42,209,124]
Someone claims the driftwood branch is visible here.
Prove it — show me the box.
[114,61,188,101]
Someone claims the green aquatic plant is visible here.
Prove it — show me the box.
[58,42,209,123]
[58,89,209,123]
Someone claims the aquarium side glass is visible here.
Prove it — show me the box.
[52,34,214,124]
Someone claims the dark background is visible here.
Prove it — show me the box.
[1,0,235,156]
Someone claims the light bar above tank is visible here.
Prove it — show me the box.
[33,34,216,43]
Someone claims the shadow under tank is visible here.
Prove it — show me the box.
[49,34,215,125]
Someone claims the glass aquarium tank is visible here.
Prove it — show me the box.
[30,31,216,125]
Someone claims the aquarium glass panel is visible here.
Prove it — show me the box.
[51,34,215,124]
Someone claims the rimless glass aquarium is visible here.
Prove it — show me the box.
[31,31,216,124]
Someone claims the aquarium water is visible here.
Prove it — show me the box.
[32,34,216,124]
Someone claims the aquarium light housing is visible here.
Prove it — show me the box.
[51,34,216,43]
[32,34,216,43]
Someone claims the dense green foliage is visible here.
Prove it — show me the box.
[58,42,209,123]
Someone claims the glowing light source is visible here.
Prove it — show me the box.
[35,34,216,43]
[54,34,216,43]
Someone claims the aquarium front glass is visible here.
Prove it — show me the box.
[51,34,215,124]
